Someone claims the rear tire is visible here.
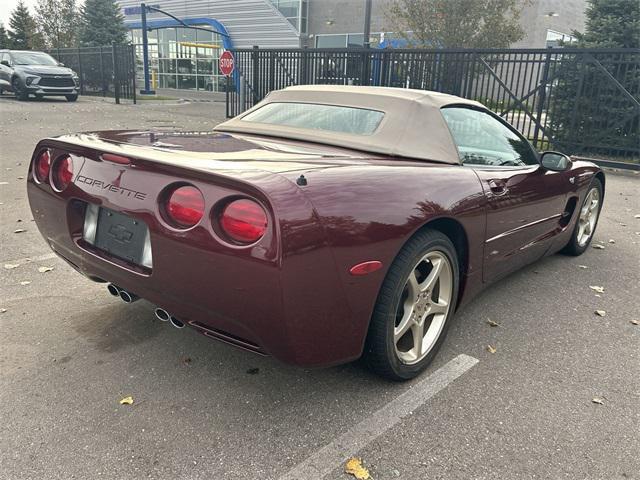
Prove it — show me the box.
[364,229,459,381]
[562,178,603,256]
[66,94,78,102]
[12,78,28,101]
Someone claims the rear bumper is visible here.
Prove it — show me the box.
[47,234,272,355]
[26,145,367,367]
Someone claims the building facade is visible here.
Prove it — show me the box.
[118,0,586,92]
[307,0,586,48]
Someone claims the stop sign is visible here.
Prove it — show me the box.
[219,51,235,76]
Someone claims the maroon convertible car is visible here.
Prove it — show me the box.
[27,86,604,380]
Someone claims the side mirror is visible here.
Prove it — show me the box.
[540,151,571,171]
[58,62,65,67]
[0,60,10,67]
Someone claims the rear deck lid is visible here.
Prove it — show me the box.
[48,130,382,175]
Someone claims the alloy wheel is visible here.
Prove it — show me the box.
[577,187,600,247]
[394,251,453,365]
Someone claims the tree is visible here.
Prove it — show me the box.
[387,0,527,48]
[35,0,78,49]
[575,0,639,48]
[548,0,639,159]
[7,0,44,50]
[78,0,129,47]
[0,23,10,49]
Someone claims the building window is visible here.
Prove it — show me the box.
[315,33,382,48]
[316,34,348,48]
[130,25,225,91]
[269,0,307,33]
[546,29,577,48]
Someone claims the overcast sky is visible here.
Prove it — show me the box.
[1,0,41,27]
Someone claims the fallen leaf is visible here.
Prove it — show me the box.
[13,229,26,233]
[591,397,605,405]
[37,266,54,273]
[630,320,639,326]
[119,396,134,405]
[592,244,605,250]
[589,286,604,293]
[487,345,497,354]
[486,319,500,327]
[344,457,371,480]
[578,265,589,269]
[4,263,19,270]
[594,310,606,317]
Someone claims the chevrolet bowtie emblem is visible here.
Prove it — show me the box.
[107,224,133,243]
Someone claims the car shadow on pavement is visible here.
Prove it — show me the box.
[72,300,164,353]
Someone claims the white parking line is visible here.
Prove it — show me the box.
[279,354,479,480]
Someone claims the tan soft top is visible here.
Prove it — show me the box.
[214,85,486,164]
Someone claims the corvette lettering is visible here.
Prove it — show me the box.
[75,175,147,200]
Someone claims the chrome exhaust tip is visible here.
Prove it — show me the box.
[119,290,139,303]
[169,316,185,329]
[107,284,121,297]
[154,308,170,322]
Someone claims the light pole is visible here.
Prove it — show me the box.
[140,3,154,94]
[363,0,372,48]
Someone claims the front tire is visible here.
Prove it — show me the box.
[65,94,78,102]
[364,229,459,381]
[562,178,603,256]
[12,78,28,101]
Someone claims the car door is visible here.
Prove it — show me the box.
[441,106,572,283]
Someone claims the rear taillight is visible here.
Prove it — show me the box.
[34,150,51,183]
[165,185,205,228]
[52,155,73,191]
[219,199,268,244]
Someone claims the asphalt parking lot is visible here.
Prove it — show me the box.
[1,94,639,480]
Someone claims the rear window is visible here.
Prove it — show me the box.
[241,102,385,136]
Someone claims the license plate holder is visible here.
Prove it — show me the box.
[93,208,148,265]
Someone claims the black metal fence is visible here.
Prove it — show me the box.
[46,44,137,104]
[227,47,640,161]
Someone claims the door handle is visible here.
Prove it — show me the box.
[488,179,509,196]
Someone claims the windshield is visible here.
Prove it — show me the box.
[241,102,385,136]
[11,51,59,66]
